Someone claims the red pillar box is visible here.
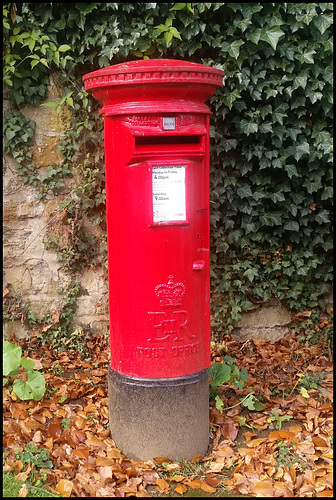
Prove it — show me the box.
[83,59,223,461]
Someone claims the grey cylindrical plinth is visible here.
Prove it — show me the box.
[108,367,209,461]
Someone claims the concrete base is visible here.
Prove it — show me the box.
[108,367,210,462]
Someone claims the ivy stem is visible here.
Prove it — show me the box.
[221,392,252,411]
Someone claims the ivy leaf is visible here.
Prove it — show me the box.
[323,66,333,85]
[169,3,186,10]
[165,16,173,28]
[164,31,173,45]
[259,213,283,226]
[321,186,333,200]
[215,395,224,413]
[228,40,244,59]
[241,393,265,411]
[293,142,310,161]
[31,59,40,69]
[239,119,258,136]
[75,3,98,15]
[246,28,261,45]
[41,100,59,108]
[284,221,300,232]
[260,26,285,50]
[5,129,16,140]
[259,122,272,134]
[284,164,299,178]
[315,210,331,224]
[210,364,231,387]
[237,185,253,198]
[169,27,182,40]
[58,44,71,52]
[270,191,286,203]
[293,75,308,90]
[243,268,259,282]
[155,24,168,33]
[313,13,333,34]
[303,178,322,194]
[300,49,316,64]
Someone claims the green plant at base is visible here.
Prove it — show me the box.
[3,341,46,400]
[237,416,259,432]
[240,391,266,412]
[275,440,308,472]
[209,357,266,413]
[15,443,53,471]
[20,281,91,358]
[11,443,56,492]
[268,409,293,430]
[292,309,334,348]
[61,418,71,430]
[51,363,63,376]
[297,371,324,391]
[209,356,248,396]
[3,471,60,497]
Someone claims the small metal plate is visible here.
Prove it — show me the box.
[162,116,176,130]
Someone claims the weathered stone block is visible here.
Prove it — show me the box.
[3,200,18,221]
[20,96,72,169]
[231,298,292,343]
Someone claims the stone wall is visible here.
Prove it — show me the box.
[3,81,109,340]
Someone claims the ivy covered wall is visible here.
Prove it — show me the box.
[3,3,333,343]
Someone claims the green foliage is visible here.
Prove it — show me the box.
[210,356,245,412]
[207,2,333,334]
[240,392,265,412]
[297,372,324,391]
[42,94,106,275]
[61,418,72,430]
[237,415,259,432]
[3,471,59,497]
[275,441,308,472]
[210,356,248,392]
[15,442,53,470]
[3,341,46,400]
[37,282,91,357]
[3,111,72,197]
[209,356,265,413]
[3,111,37,184]
[268,409,293,430]
[3,3,333,338]
[21,281,91,357]
[290,309,333,352]
[3,4,73,106]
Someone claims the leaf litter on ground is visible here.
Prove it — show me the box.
[3,316,333,497]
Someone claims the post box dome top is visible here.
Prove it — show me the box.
[83,59,224,89]
[82,59,224,116]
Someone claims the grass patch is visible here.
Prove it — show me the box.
[3,472,60,497]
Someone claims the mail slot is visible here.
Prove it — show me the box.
[83,59,223,461]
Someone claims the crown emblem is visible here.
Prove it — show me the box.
[155,275,185,307]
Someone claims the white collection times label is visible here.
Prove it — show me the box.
[152,166,186,223]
